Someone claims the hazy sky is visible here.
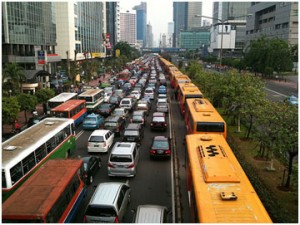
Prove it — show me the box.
[119,0,213,46]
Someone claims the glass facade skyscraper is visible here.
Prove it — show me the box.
[133,2,147,47]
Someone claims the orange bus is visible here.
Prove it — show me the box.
[2,159,87,223]
[184,98,227,138]
[170,70,184,88]
[185,133,272,223]
[177,83,203,116]
[173,74,191,90]
[51,99,87,127]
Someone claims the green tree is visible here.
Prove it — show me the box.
[3,63,26,94]
[245,37,293,77]
[35,88,55,104]
[2,97,20,127]
[185,60,203,79]
[114,41,141,61]
[17,94,38,122]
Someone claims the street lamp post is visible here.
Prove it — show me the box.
[195,14,252,73]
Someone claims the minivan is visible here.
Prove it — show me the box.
[87,129,114,153]
[144,87,155,100]
[120,98,134,111]
[84,182,131,223]
[104,116,125,136]
[133,205,168,223]
[107,142,139,177]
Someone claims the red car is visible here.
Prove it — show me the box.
[150,136,171,159]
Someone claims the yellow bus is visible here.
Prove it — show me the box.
[184,98,227,138]
[185,133,272,223]
[177,83,203,116]
[170,70,184,88]
[172,74,191,89]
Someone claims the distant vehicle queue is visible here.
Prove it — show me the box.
[2,55,272,223]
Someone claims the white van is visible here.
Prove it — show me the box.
[133,205,168,223]
[87,129,114,153]
[107,142,139,177]
[84,182,131,223]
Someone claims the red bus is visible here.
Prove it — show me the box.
[2,159,87,223]
[177,83,203,115]
[51,99,87,127]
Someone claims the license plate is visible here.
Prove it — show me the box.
[94,145,99,147]
[157,150,164,154]
[128,138,134,141]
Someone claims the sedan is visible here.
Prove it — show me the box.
[109,95,122,106]
[82,156,102,184]
[158,85,167,94]
[111,107,129,119]
[130,115,145,127]
[131,90,141,100]
[150,116,167,131]
[150,136,171,159]
[97,103,116,117]
[82,113,104,130]
[156,98,169,113]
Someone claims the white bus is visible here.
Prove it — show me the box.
[78,89,104,112]
[47,92,77,114]
[2,118,76,202]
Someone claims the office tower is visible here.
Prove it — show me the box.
[106,2,120,54]
[246,2,298,46]
[146,23,153,47]
[133,2,147,47]
[120,11,136,45]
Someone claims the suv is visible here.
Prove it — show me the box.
[87,129,115,153]
[107,142,140,177]
[123,123,144,143]
[133,205,168,223]
[84,182,131,223]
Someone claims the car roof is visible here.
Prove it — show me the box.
[126,123,141,129]
[105,116,121,122]
[153,112,165,117]
[90,129,110,136]
[153,136,168,141]
[135,205,167,223]
[90,182,124,205]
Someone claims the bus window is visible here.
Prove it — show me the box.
[196,122,225,132]
[10,162,23,185]
[35,145,47,163]
[22,152,36,174]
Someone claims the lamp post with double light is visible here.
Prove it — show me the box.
[195,14,252,72]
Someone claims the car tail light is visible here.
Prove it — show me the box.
[164,123,167,126]
[114,216,119,223]
[108,163,115,168]
[165,150,171,155]
[150,149,156,154]
[130,119,132,123]
[83,215,87,222]
[151,123,153,126]
[127,163,135,168]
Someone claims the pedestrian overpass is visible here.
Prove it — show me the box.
[141,48,187,54]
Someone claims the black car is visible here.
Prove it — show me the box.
[82,156,102,184]
[104,115,126,136]
[150,136,171,159]
[97,103,116,117]
[123,123,144,143]
[27,114,48,127]
[150,115,167,131]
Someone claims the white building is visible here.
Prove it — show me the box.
[120,11,136,45]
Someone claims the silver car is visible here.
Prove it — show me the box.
[107,142,139,177]
[156,98,169,113]
[84,182,131,223]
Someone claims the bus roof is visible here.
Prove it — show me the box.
[2,159,83,219]
[51,99,86,112]
[186,98,225,123]
[185,134,272,223]
[2,118,74,168]
[48,92,77,103]
[78,89,103,97]
[179,83,203,96]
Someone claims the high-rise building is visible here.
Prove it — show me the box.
[106,2,120,55]
[180,28,210,50]
[210,2,251,57]
[2,2,58,92]
[245,2,298,46]
[55,2,104,61]
[168,22,174,47]
[133,2,147,47]
[173,2,202,47]
[120,11,136,45]
[146,23,153,47]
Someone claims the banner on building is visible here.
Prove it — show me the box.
[37,50,47,65]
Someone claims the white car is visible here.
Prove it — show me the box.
[131,90,141,100]
[144,87,154,100]
[104,92,112,102]
[111,108,129,119]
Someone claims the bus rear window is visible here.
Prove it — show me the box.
[196,122,225,132]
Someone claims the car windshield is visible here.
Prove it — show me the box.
[121,100,130,104]
[152,140,169,149]
[101,104,110,109]
[153,117,165,122]
[110,154,132,162]
[86,205,117,217]
[113,111,122,116]
[132,116,143,121]
[157,103,167,107]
